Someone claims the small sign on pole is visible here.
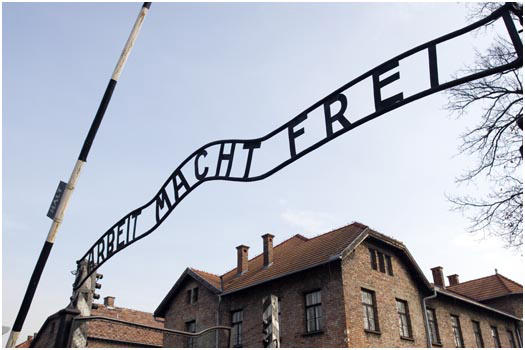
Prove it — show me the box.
[47,181,67,219]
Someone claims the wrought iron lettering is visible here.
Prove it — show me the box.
[74,4,522,288]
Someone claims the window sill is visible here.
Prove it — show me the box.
[400,336,415,341]
[302,330,324,337]
[364,329,381,335]
[432,342,443,347]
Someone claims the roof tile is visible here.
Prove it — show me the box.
[193,223,370,293]
[447,274,523,301]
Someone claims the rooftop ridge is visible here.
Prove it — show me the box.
[190,267,221,278]
[220,233,310,278]
[495,274,513,293]
[447,273,501,288]
[497,273,523,289]
[94,303,156,315]
[306,222,366,242]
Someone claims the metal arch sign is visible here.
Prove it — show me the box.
[74,4,522,288]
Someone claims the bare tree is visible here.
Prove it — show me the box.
[447,3,523,250]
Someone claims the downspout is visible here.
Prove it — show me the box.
[422,287,437,348]
[215,276,224,347]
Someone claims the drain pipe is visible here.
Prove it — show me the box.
[216,276,224,347]
[422,287,438,348]
[215,295,222,347]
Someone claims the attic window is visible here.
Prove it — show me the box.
[187,287,199,304]
[369,248,394,276]
[369,248,377,270]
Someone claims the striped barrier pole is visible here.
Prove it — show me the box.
[6,3,151,347]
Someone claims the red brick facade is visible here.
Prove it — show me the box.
[483,294,523,319]
[156,223,523,348]
[341,241,428,347]
[427,294,520,348]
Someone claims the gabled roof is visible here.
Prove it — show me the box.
[447,273,523,301]
[190,268,222,291]
[155,267,223,317]
[155,222,433,317]
[221,224,367,293]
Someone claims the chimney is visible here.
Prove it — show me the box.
[431,266,445,288]
[236,245,249,275]
[262,233,275,267]
[104,296,115,308]
[447,274,459,286]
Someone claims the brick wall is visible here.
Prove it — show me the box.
[427,294,520,348]
[162,262,347,348]
[161,238,521,348]
[341,239,428,348]
[162,276,220,347]
[482,294,523,319]
[221,261,347,348]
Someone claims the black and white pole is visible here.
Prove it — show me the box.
[6,3,151,347]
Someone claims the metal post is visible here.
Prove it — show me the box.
[6,3,151,347]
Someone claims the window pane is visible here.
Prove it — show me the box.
[369,248,377,270]
[367,306,376,330]
[306,307,316,332]
[426,309,434,322]
[232,310,243,323]
[306,291,320,306]
[363,314,369,329]
[491,327,501,347]
[430,324,438,343]
[193,288,198,303]
[377,252,386,273]
[396,300,406,313]
[507,330,516,348]
[386,255,393,275]
[313,291,321,304]
[361,291,372,304]
[306,293,313,306]
[427,309,440,343]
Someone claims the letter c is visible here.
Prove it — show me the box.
[195,149,209,181]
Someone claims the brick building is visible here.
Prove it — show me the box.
[155,222,523,348]
[27,296,164,348]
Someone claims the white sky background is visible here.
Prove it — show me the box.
[2,2,523,344]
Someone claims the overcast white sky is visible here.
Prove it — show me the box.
[2,2,523,345]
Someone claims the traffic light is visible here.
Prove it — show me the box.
[262,295,279,348]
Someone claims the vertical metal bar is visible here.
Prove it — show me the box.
[502,9,523,59]
[428,44,439,88]
[6,3,151,347]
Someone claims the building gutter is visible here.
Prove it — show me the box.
[437,289,522,321]
[215,294,222,347]
[422,288,438,348]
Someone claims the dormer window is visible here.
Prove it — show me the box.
[187,287,199,304]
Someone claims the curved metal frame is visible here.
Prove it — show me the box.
[74,3,522,289]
